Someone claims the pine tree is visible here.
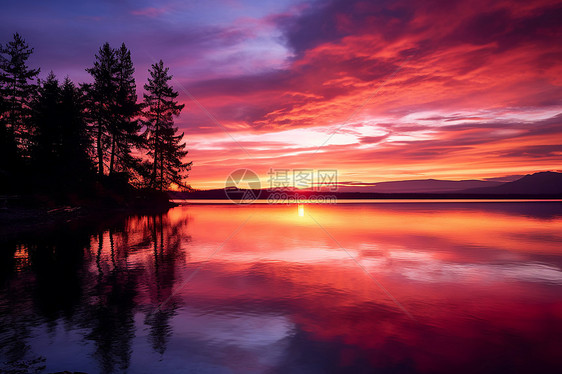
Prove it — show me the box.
[160,125,191,190]
[142,60,191,191]
[59,77,93,179]
[0,89,15,187]
[110,43,142,175]
[85,42,143,178]
[0,33,40,162]
[85,42,118,176]
[31,71,60,171]
[31,73,92,189]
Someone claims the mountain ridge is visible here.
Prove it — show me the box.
[335,179,502,193]
[462,171,562,195]
[172,171,562,198]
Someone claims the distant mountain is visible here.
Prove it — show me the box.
[171,172,562,199]
[463,171,562,195]
[336,179,502,193]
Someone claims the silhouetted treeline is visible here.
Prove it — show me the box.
[0,33,191,204]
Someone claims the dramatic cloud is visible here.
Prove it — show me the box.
[2,0,561,188]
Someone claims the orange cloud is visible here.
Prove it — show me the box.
[168,0,562,188]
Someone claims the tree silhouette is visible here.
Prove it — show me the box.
[86,42,143,179]
[0,33,40,155]
[31,73,92,193]
[0,93,19,188]
[58,77,93,180]
[1,34,191,197]
[142,60,191,191]
[30,72,60,172]
[0,33,39,186]
[110,43,142,176]
[85,42,118,177]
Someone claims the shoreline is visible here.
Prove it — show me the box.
[3,195,561,238]
[0,201,177,239]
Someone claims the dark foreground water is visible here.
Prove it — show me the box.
[1,202,562,373]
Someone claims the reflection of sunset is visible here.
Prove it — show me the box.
[161,204,562,371]
[87,203,562,311]
[179,203,562,259]
[3,203,562,373]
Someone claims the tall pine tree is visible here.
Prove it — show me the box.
[31,71,60,171]
[0,33,40,173]
[85,42,142,178]
[110,43,142,175]
[142,60,191,191]
[85,42,117,177]
[59,77,93,180]
[31,73,92,192]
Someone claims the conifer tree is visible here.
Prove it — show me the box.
[142,60,191,191]
[110,43,142,175]
[31,72,60,170]
[31,73,92,188]
[85,42,118,176]
[86,42,142,177]
[0,33,40,161]
[59,77,92,179]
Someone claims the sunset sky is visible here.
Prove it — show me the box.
[2,0,561,189]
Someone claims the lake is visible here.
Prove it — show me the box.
[1,201,562,373]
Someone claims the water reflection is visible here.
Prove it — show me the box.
[0,202,562,373]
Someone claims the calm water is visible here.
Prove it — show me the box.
[1,202,562,373]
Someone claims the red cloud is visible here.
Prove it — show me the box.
[167,0,562,188]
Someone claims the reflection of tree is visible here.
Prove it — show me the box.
[145,308,174,357]
[0,227,90,369]
[96,231,104,278]
[28,230,87,333]
[75,217,139,373]
[0,240,18,286]
[143,213,190,356]
[0,208,191,370]
[0,242,35,365]
[84,256,139,373]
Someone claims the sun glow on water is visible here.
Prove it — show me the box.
[298,204,305,217]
